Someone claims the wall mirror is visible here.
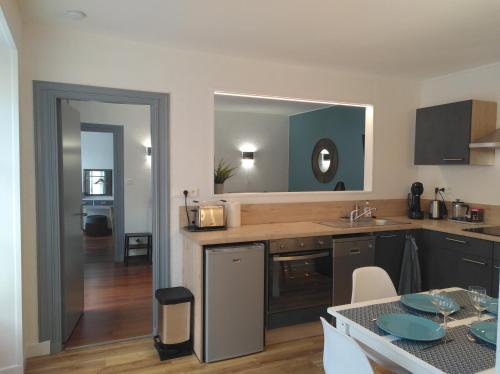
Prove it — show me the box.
[83,169,113,196]
[213,93,372,194]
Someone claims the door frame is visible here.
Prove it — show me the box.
[81,122,125,263]
[34,81,169,353]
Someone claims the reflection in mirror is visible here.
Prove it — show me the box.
[319,149,330,173]
[312,139,338,183]
[84,169,113,196]
[214,93,368,193]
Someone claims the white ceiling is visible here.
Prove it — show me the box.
[19,0,500,78]
[215,94,333,116]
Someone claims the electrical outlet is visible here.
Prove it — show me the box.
[177,188,198,198]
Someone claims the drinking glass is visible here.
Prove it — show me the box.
[428,289,440,319]
[431,292,455,330]
[468,286,488,321]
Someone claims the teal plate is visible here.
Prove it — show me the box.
[486,297,498,315]
[400,293,460,314]
[470,321,497,346]
[376,313,445,341]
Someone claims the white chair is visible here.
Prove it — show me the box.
[320,317,373,374]
[350,267,411,373]
[351,266,397,303]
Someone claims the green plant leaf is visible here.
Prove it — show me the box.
[214,159,238,183]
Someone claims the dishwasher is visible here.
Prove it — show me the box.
[204,243,265,362]
[332,235,375,306]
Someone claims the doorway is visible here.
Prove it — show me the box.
[34,82,169,353]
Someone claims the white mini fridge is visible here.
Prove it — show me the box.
[204,243,265,362]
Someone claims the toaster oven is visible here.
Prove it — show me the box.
[194,205,226,229]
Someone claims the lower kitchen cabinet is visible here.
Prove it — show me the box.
[374,231,406,290]
[493,243,500,298]
[420,230,494,295]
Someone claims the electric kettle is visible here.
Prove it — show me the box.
[451,199,470,219]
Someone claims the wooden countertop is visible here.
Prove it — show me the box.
[181,217,500,245]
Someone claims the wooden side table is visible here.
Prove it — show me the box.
[124,232,152,266]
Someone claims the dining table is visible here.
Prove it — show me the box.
[327,287,497,374]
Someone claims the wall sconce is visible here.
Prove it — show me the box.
[242,151,254,160]
[241,151,255,169]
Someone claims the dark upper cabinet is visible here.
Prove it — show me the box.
[414,100,496,166]
[374,231,406,290]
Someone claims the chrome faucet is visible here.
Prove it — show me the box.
[349,201,377,223]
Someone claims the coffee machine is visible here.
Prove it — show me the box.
[408,182,424,219]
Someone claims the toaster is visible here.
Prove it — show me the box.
[193,205,226,229]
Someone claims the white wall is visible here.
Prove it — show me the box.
[417,62,500,205]
[0,0,22,372]
[70,101,152,233]
[19,22,420,351]
[214,110,289,193]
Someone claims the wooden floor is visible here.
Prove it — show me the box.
[27,335,392,374]
[65,235,153,348]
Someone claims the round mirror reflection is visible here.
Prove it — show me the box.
[319,149,331,172]
[311,138,338,183]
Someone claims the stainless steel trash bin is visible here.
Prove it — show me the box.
[154,287,193,361]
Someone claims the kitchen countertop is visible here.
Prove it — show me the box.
[181,216,500,245]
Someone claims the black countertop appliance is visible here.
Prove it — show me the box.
[408,182,424,219]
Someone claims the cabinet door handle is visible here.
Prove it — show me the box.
[379,234,399,239]
[349,248,361,255]
[462,258,487,266]
[494,265,500,270]
[442,158,464,161]
[445,237,467,244]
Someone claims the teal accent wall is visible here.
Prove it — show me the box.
[288,106,365,191]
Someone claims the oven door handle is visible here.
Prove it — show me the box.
[273,251,330,262]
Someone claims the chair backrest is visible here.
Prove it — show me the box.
[320,317,374,374]
[351,266,397,303]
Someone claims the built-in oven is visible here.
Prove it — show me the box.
[267,236,332,329]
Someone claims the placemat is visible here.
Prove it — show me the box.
[392,325,495,374]
[337,290,481,337]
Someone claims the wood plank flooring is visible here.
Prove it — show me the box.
[65,235,152,348]
[27,336,391,374]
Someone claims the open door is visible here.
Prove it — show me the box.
[58,100,85,343]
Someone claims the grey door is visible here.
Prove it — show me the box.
[58,101,84,342]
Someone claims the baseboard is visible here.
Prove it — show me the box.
[0,365,23,374]
[25,340,51,358]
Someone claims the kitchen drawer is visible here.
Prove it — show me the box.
[429,231,493,258]
[269,236,330,254]
[82,200,93,206]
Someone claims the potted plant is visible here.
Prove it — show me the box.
[214,159,237,194]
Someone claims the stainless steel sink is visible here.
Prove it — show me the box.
[318,217,410,228]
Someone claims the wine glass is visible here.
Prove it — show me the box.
[468,286,488,321]
[431,292,456,330]
[428,289,440,319]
